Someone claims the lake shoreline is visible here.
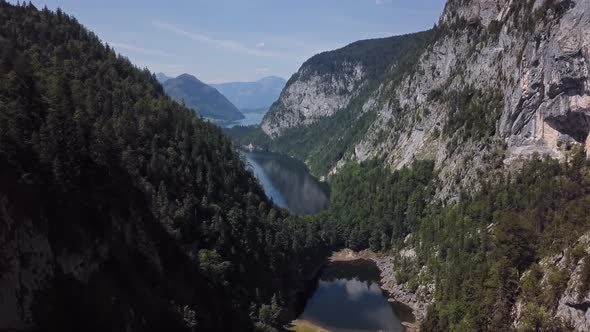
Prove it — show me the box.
[330,249,427,332]
[289,319,331,332]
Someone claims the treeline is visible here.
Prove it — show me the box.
[0,2,326,331]
[305,147,590,331]
[420,148,590,331]
[297,30,434,81]
[4,3,590,332]
[252,29,436,177]
[317,159,436,250]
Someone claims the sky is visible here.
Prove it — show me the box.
[20,0,447,83]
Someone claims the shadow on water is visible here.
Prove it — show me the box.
[244,151,330,215]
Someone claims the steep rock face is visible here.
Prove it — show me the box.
[513,233,590,331]
[352,0,590,197]
[262,0,589,198]
[0,165,192,332]
[261,33,432,139]
[262,62,365,137]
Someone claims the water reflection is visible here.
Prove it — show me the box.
[299,260,408,332]
[222,113,265,128]
[244,151,329,215]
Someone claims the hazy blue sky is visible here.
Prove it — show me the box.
[21,0,446,83]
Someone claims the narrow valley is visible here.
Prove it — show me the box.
[2,1,590,332]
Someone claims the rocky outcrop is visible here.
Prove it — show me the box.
[373,255,431,323]
[0,172,193,331]
[0,196,55,330]
[330,249,431,323]
[353,0,590,198]
[262,0,590,199]
[513,233,590,331]
[552,234,590,331]
[261,33,432,139]
[262,62,366,137]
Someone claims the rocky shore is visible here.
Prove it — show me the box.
[330,249,429,331]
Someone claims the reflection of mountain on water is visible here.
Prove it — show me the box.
[300,261,404,332]
[245,152,329,215]
[320,260,381,284]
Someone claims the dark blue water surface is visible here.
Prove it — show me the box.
[223,113,265,128]
[300,260,413,332]
[244,151,329,215]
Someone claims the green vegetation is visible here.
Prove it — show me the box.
[163,73,244,121]
[255,30,435,176]
[4,2,590,332]
[296,31,433,82]
[288,320,330,332]
[0,2,326,331]
[305,148,590,332]
[265,98,377,176]
[318,159,436,250]
[441,87,503,142]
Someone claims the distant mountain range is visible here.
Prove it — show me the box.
[158,73,286,122]
[211,76,286,112]
[163,74,244,122]
[155,72,171,84]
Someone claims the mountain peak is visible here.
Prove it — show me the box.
[163,74,243,121]
[176,73,201,82]
[155,72,171,84]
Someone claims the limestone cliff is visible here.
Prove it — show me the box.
[513,232,590,331]
[355,0,590,198]
[261,32,434,139]
[259,1,590,329]
[262,0,590,199]
[261,61,365,137]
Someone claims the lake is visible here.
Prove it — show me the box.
[244,151,330,215]
[297,260,413,332]
[223,112,265,128]
[244,152,412,331]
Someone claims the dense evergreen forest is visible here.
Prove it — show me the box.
[227,129,590,332]
[298,147,590,331]
[3,2,590,332]
[0,2,325,331]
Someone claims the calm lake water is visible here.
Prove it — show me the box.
[299,260,412,332]
[244,151,329,215]
[223,112,265,128]
[244,152,411,330]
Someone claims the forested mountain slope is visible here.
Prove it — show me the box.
[258,31,435,175]
[3,1,590,331]
[246,0,590,330]
[311,147,590,331]
[0,2,324,331]
[259,0,590,195]
[163,73,244,122]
